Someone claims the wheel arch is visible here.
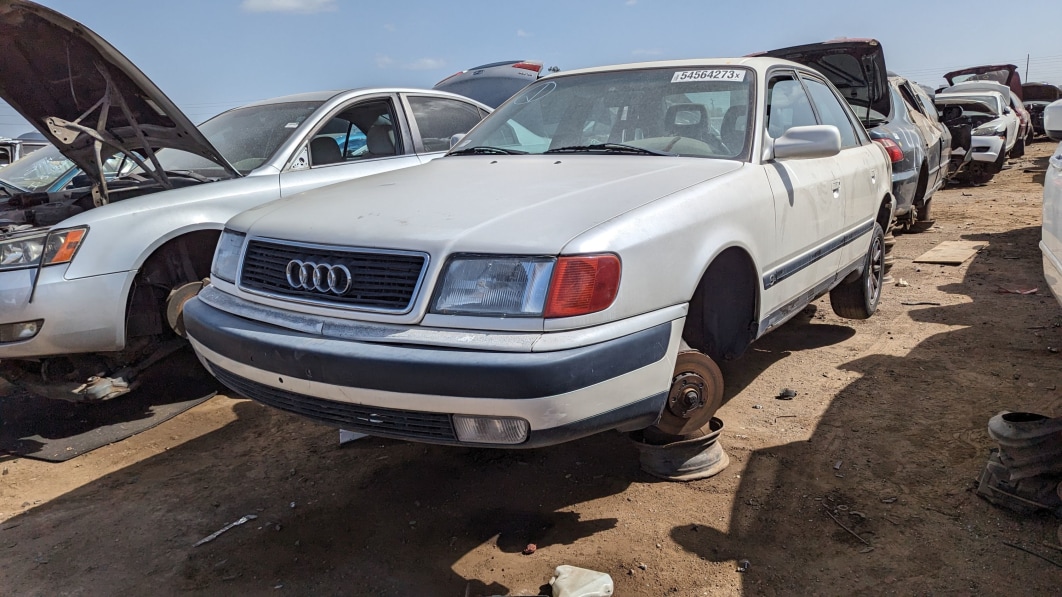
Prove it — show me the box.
[121,225,223,343]
[683,245,761,362]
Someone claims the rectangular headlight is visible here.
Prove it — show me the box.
[0,227,87,271]
[211,229,245,283]
[431,255,554,316]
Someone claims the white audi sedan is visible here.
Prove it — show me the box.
[0,1,489,400]
[186,58,893,447]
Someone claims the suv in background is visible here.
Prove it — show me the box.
[434,60,558,108]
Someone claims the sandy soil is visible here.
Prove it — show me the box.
[1,142,1061,596]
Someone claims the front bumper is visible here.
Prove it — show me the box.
[0,266,129,359]
[184,294,683,448]
[952,134,1004,165]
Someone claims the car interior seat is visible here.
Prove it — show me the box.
[719,104,748,150]
[664,103,710,142]
[310,137,343,166]
[365,123,396,158]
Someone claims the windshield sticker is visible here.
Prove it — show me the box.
[671,69,746,83]
[284,122,299,128]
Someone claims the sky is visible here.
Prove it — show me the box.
[2,0,1061,139]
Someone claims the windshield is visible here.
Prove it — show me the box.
[0,145,73,192]
[452,67,754,159]
[951,69,1011,86]
[936,95,1001,116]
[148,101,323,176]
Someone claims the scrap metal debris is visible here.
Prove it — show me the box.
[997,286,1039,295]
[823,506,870,546]
[522,543,537,555]
[736,559,750,573]
[193,514,258,547]
[776,388,797,400]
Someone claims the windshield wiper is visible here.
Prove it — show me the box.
[449,146,527,155]
[544,143,674,156]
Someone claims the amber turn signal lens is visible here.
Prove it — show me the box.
[48,228,86,264]
[543,254,621,318]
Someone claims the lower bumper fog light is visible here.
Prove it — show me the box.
[453,415,529,444]
[0,319,43,343]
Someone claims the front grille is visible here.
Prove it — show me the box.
[212,365,457,441]
[239,239,426,311]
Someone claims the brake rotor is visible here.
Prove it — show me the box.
[165,279,206,337]
[655,350,724,436]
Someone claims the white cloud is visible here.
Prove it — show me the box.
[626,0,637,5]
[376,55,445,71]
[241,0,337,13]
[517,29,531,38]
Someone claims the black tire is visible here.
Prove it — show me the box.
[1010,136,1025,159]
[830,222,884,319]
[967,162,994,185]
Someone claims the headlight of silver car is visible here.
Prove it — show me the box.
[211,229,246,283]
[0,227,87,271]
[971,123,1006,137]
[431,253,621,318]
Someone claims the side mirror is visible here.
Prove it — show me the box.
[772,125,842,160]
[1004,108,1013,115]
[449,133,466,149]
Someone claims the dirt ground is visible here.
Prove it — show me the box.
[2,142,1061,596]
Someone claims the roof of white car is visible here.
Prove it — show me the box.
[544,57,801,78]
[238,88,474,108]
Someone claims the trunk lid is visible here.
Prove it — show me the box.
[944,64,1022,100]
[755,38,890,127]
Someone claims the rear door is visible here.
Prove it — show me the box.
[401,94,490,161]
[800,72,882,270]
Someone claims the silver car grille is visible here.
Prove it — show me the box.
[238,239,427,312]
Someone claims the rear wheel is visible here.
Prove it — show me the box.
[830,222,884,319]
[1010,136,1025,158]
[910,197,934,232]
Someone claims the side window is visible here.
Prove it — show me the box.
[309,99,398,167]
[897,83,926,116]
[802,77,860,149]
[408,96,486,152]
[766,74,817,138]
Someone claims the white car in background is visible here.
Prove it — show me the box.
[1044,142,1062,307]
[1045,99,1062,142]
[935,90,1017,184]
[185,57,893,448]
[0,0,490,400]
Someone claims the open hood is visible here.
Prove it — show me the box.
[944,64,1022,100]
[755,38,889,126]
[0,1,239,202]
[1023,83,1061,104]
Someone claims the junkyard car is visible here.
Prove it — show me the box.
[434,60,554,108]
[0,0,490,400]
[1022,83,1061,137]
[760,40,948,230]
[0,132,47,167]
[1045,99,1062,142]
[935,90,1016,184]
[0,144,133,200]
[1044,142,1062,307]
[944,64,1032,147]
[185,58,893,448]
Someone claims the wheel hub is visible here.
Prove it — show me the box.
[657,350,724,436]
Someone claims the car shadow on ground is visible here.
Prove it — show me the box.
[670,225,1062,594]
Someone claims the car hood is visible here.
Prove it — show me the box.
[0,1,239,189]
[755,38,889,127]
[944,64,1021,99]
[1023,83,1060,103]
[235,156,743,254]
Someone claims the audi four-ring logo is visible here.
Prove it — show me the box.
[285,260,353,295]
